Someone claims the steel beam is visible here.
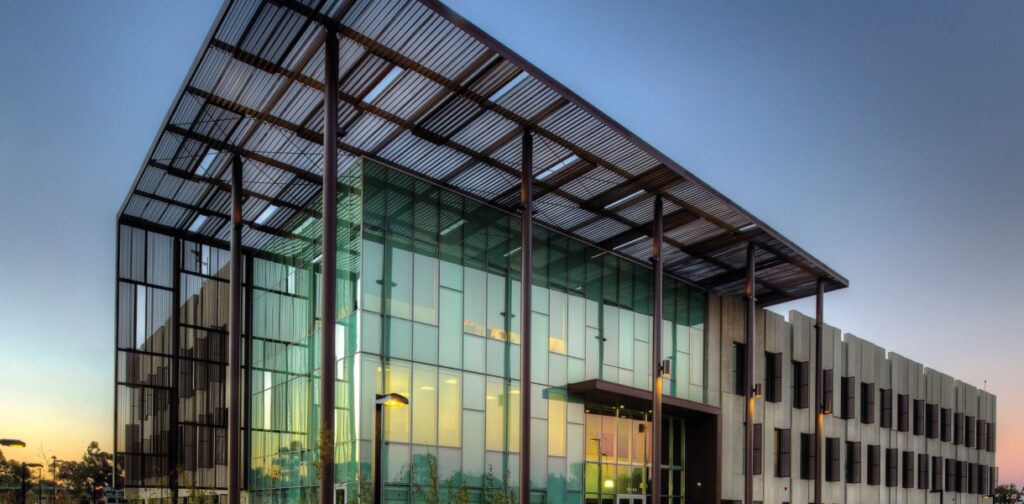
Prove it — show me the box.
[651,195,664,504]
[319,29,339,504]
[744,242,756,504]
[519,129,533,504]
[227,154,244,504]
[814,278,825,504]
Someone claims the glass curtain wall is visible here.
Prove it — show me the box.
[352,159,706,504]
[115,226,248,491]
[247,162,363,503]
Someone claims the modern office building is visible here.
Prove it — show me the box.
[113,1,998,503]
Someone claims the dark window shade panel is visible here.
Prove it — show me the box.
[822,369,834,413]
[765,352,782,403]
[886,448,898,487]
[867,445,881,486]
[966,416,976,448]
[969,462,978,494]
[776,428,791,477]
[897,394,910,432]
[793,361,809,409]
[800,433,816,480]
[988,422,996,453]
[991,466,999,494]
[977,420,988,451]
[825,437,840,482]
[902,451,915,489]
[945,459,956,492]
[980,464,990,495]
[861,382,875,424]
[753,423,763,475]
[941,408,952,442]
[959,461,968,493]
[846,441,862,484]
[954,412,965,445]
[732,343,746,395]
[931,456,943,491]
[913,399,925,435]
[927,403,939,439]
[880,388,892,429]
[841,376,856,420]
[918,453,928,490]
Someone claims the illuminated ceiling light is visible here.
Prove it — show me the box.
[420,386,435,391]
[444,379,458,385]
[603,189,645,210]
[188,214,209,233]
[255,204,279,225]
[509,390,520,395]
[488,72,528,102]
[503,246,522,258]
[536,154,579,180]
[363,66,403,103]
[196,148,219,176]
[612,235,645,251]
[440,218,466,236]
[737,223,757,232]
[311,254,323,264]
[603,479,615,489]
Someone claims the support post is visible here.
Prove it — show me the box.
[320,28,340,504]
[170,238,181,502]
[373,402,383,504]
[744,242,756,504]
[228,154,243,504]
[651,195,664,504]
[519,129,533,504]
[814,278,825,504]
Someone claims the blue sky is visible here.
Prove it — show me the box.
[1,0,1021,477]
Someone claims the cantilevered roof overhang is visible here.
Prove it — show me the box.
[117,0,847,306]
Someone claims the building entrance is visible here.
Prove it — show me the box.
[615,494,646,504]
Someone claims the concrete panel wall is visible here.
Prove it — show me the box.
[707,296,998,504]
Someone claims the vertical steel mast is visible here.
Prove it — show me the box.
[519,129,533,504]
[320,28,339,504]
[651,195,664,504]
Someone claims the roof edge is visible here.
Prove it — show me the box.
[423,0,848,291]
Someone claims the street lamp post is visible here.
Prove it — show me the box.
[373,393,409,504]
[22,462,42,504]
[0,439,26,448]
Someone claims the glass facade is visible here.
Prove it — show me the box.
[114,158,706,504]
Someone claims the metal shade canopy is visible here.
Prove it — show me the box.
[117,0,847,305]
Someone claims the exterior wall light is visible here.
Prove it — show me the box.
[751,383,763,398]
[660,359,671,378]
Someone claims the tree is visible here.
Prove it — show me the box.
[995,484,1023,504]
[58,441,115,499]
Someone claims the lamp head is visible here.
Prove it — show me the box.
[0,439,25,448]
[375,393,409,407]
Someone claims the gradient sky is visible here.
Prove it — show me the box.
[1,0,1021,481]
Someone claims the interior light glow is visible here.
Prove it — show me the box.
[488,72,528,102]
[737,223,757,232]
[612,235,645,251]
[363,66,403,103]
[503,246,522,257]
[603,189,645,210]
[440,218,466,236]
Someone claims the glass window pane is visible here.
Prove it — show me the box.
[388,242,413,319]
[439,288,463,369]
[413,252,438,324]
[464,268,486,337]
[486,272,507,341]
[485,377,505,451]
[385,362,411,443]
[413,322,438,365]
[549,392,566,457]
[412,366,437,445]
[439,370,461,447]
[549,290,567,354]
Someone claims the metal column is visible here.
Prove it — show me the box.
[320,28,340,504]
[814,278,825,504]
[744,242,755,504]
[651,195,664,504]
[228,154,244,504]
[519,129,533,504]
[169,238,181,502]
